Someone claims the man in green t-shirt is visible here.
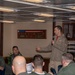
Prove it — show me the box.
[29,54,51,75]
[57,53,75,75]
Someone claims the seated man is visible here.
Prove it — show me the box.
[29,54,51,75]
[0,56,5,75]
[9,46,22,65]
[57,53,75,75]
[12,56,28,75]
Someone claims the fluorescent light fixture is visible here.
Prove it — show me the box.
[69,17,75,20]
[33,19,45,22]
[0,6,15,12]
[0,20,14,23]
[34,13,54,17]
[66,6,75,10]
[23,0,43,3]
[70,7,75,10]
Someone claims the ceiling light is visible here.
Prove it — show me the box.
[33,19,45,22]
[0,6,15,12]
[22,0,50,3]
[66,6,75,10]
[69,18,75,20]
[23,0,43,3]
[70,7,75,10]
[34,13,54,17]
[39,13,54,17]
[0,20,14,23]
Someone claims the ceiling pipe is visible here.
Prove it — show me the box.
[5,0,75,12]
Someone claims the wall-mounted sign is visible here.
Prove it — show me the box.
[17,30,46,39]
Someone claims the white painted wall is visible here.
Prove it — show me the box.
[3,21,53,58]
[55,19,62,26]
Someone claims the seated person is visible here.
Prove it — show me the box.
[12,56,28,75]
[7,46,22,75]
[8,46,22,65]
[29,54,51,75]
[0,56,5,75]
[57,53,75,75]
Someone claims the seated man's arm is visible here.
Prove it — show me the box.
[0,56,5,70]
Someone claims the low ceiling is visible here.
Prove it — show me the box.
[0,0,75,23]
